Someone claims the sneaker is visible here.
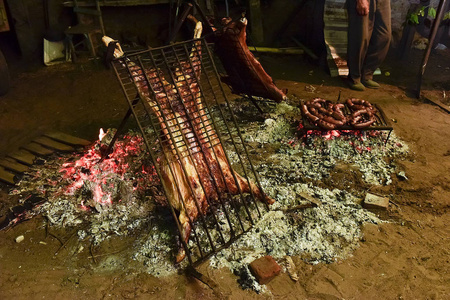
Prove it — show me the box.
[348,81,366,91]
[362,79,380,89]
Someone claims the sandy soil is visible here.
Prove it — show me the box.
[0,46,449,300]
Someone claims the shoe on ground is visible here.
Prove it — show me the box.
[362,79,380,89]
[348,81,366,91]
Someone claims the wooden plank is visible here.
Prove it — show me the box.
[0,166,16,185]
[7,150,36,166]
[424,97,450,113]
[43,131,91,147]
[22,142,55,156]
[33,136,75,152]
[249,47,304,55]
[63,0,169,7]
[0,158,29,173]
[292,37,318,60]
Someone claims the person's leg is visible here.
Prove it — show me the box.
[347,0,375,85]
[362,0,391,82]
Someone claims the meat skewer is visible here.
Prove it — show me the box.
[105,20,274,263]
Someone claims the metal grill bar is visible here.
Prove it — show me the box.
[169,43,242,237]
[202,41,267,220]
[110,37,271,266]
[138,52,220,256]
[157,46,229,249]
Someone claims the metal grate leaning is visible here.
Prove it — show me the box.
[110,37,272,267]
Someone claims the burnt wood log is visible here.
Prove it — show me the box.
[33,136,75,152]
[0,158,29,173]
[22,142,54,156]
[0,166,15,185]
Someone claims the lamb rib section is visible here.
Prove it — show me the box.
[109,32,273,265]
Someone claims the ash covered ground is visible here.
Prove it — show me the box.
[10,100,410,291]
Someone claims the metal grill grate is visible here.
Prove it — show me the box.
[110,37,271,267]
[299,100,393,143]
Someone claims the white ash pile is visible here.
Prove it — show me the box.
[204,100,408,292]
[209,184,382,292]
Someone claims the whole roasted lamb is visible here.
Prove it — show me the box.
[103,20,274,263]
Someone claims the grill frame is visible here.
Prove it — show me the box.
[109,37,271,267]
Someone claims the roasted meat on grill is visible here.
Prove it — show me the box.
[105,20,274,262]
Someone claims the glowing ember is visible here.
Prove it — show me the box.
[298,123,381,145]
[59,130,155,209]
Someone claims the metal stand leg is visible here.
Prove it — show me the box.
[247,95,264,114]
[100,97,139,161]
[167,3,193,44]
[384,130,392,146]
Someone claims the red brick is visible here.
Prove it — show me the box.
[249,255,281,284]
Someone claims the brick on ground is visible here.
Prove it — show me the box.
[249,255,281,284]
[363,192,389,210]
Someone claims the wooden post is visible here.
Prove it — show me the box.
[415,0,448,98]
[248,0,264,45]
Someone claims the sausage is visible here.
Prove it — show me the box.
[352,118,376,128]
[350,98,366,105]
[332,106,346,122]
[316,119,336,130]
[319,107,333,116]
[348,98,376,111]
[311,98,324,104]
[323,115,345,126]
[301,104,308,114]
[310,102,322,109]
[331,111,344,120]
[303,98,385,130]
[351,104,366,111]
[346,98,354,107]
[351,115,362,124]
[303,98,350,129]
[351,109,373,118]
[302,104,320,122]
[351,110,363,118]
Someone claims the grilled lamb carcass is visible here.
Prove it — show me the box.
[213,17,287,102]
[105,21,274,263]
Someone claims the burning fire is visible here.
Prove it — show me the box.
[59,129,156,210]
[98,128,107,141]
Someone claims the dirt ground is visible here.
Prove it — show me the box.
[0,45,449,300]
